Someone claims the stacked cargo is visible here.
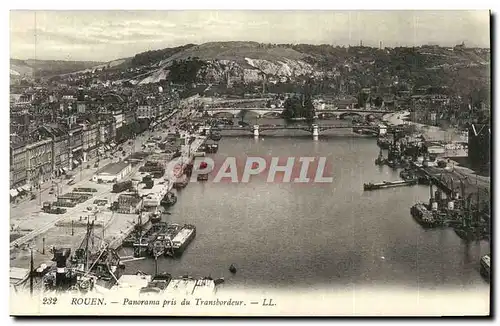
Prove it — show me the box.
[139,161,165,179]
[112,181,133,193]
[53,192,93,207]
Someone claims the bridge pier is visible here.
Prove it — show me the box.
[312,124,319,139]
[378,124,387,136]
[253,125,260,138]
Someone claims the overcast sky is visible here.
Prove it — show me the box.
[10,10,490,62]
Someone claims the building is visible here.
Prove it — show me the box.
[76,101,87,113]
[137,104,158,120]
[10,138,27,188]
[123,109,137,126]
[68,124,84,170]
[113,109,124,130]
[92,161,131,183]
[39,125,70,177]
[98,117,114,147]
[81,121,100,162]
[26,137,53,185]
[468,123,490,174]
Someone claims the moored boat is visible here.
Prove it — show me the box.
[411,202,438,228]
[159,224,196,257]
[161,192,177,207]
[210,132,222,141]
[364,180,417,191]
[173,175,189,190]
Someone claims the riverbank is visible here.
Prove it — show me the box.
[382,111,490,185]
[10,106,205,270]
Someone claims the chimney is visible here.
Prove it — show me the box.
[52,248,71,288]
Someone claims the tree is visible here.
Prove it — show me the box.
[303,96,315,122]
[282,95,315,122]
[373,96,384,107]
[238,109,249,123]
[358,92,370,108]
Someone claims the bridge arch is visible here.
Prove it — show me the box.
[261,111,282,118]
[339,112,362,120]
[317,112,337,120]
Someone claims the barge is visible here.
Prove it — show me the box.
[197,174,209,181]
[173,175,189,190]
[210,132,222,141]
[364,179,417,191]
[151,224,196,257]
[122,221,168,249]
[201,141,219,154]
[160,192,178,207]
[410,203,439,228]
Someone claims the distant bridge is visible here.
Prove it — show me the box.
[211,122,409,138]
[203,107,396,119]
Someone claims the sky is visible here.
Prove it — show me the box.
[10,10,490,62]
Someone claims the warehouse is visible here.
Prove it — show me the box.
[92,161,131,183]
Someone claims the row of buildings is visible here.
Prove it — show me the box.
[10,88,177,190]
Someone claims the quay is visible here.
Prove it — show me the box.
[10,107,208,273]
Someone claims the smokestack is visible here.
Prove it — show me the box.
[380,41,382,49]
[52,248,71,288]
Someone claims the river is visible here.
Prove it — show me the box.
[123,122,490,294]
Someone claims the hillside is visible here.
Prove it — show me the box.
[36,41,490,98]
[10,58,104,78]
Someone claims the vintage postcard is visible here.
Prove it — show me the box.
[9,10,491,316]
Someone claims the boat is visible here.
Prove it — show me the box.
[168,224,196,256]
[148,224,183,257]
[204,141,219,154]
[377,137,391,149]
[128,222,170,256]
[149,209,162,224]
[399,170,419,182]
[480,254,490,280]
[364,179,417,191]
[139,272,172,294]
[410,203,438,228]
[160,192,177,207]
[374,150,386,165]
[152,224,196,257]
[210,132,222,141]
[197,174,209,181]
[173,175,189,190]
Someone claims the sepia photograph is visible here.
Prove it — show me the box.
[8,9,491,316]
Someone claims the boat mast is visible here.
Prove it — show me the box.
[29,248,34,296]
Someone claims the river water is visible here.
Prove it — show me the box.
[124,119,490,294]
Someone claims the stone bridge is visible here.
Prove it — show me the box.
[203,107,395,119]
